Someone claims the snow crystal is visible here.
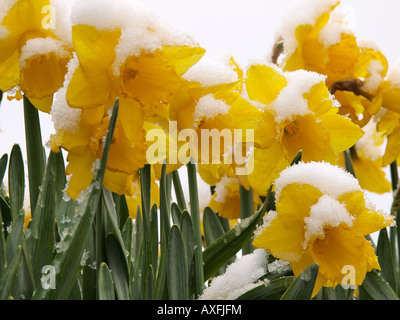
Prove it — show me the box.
[254,210,278,238]
[198,249,268,300]
[183,55,239,87]
[271,69,326,123]
[193,94,230,125]
[274,161,361,200]
[267,259,291,274]
[303,195,354,248]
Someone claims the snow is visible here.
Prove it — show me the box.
[19,37,71,69]
[274,161,361,200]
[50,54,81,133]
[198,249,268,300]
[183,55,239,87]
[193,93,230,125]
[303,195,354,248]
[278,0,339,59]
[271,69,327,122]
[354,118,385,162]
[213,176,237,203]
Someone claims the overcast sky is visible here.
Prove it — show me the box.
[0,0,399,215]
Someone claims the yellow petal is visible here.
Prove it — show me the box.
[253,183,322,261]
[0,47,19,91]
[318,110,364,153]
[19,47,71,103]
[382,80,400,113]
[66,65,111,109]
[352,157,391,194]
[383,127,400,166]
[245,64,287,105]
[65,146,97,200]
[280,114,330,162]
[72,24,121,76]
[247,142,289,196]
[162,45,205,76]
[118,96,145,147]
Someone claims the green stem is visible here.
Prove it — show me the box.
[23,96,45,216]
[239,185,255,255]
[186,161,204,298]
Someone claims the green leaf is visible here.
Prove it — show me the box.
[343,149,356,178]
[171,169,187,211]
[23,96,46,215]
[98,262,115,300]
[239,185,255,255]
[29,151,59,283]
[376,227,398,293]
[358,269,399,300]
[0,196,11,234]
[168,225,189,300]
[0,154,7,186]
[106,233,129,300]
[180,210,194,289]
[203,207,225,247]
[171,202,182,229]
[290,150,303,166]
[8,144,25,221]
[187,161,204,297]
[0,245,21,300]
[280,263,319,300]
[202,187,271,281]
[0,206,6,277]
[236,276,295,300]
[31,99,119,300]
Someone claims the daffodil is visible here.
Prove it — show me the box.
[0,0,73,112]
[208,176,260,220]
[253,161,394,296]
[340,118,391,194]
[239,62,363,195]
[277,0,388,126]
[51,0,205,198]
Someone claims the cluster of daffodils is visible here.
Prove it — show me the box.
[0,0,399,296]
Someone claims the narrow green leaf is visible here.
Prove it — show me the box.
[121,216,133,262]
[171,169,187,211]
[358,269,399,300]
[203,207,225,247]
[343,148,356,178]
[31,99,119,300]
[0,245,21,300]
[23,96,45,215]
[280,263,319,300]
[202,187,271,281]
[171,202,182,229]
[180,210,194,289]
[377,227,398,293]
[290,150,303,166]
[5,209,24,266]
[29,151,58,283]
[8,144,25,220]
[187,161,204,297]
[106,234,129,300]
[236,276,295,300]
[0,154,7,186]
[0,196,11,235]
[239,185,255,255]
[153,234,168,300]
[0,206,6,276]
[168,225,189,300]
[98,262,115,300]
[150,203,159,272]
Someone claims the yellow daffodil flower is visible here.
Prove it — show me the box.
[277,0,388,126]
[253,161,394,296]
[0,0,73,112]
[240,63,363,195]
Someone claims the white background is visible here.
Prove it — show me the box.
[0,0,399,218]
